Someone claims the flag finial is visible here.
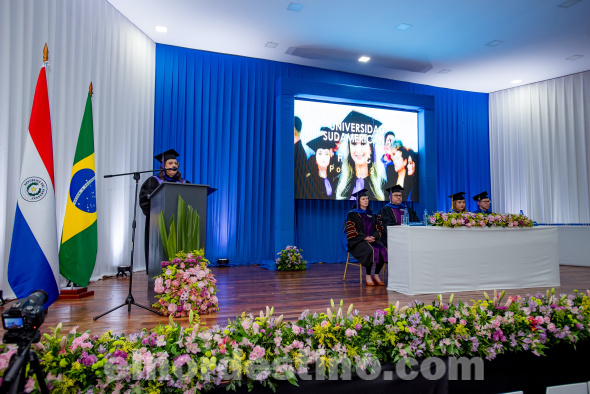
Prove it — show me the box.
[43,43,48,62]
[89,82,93,97]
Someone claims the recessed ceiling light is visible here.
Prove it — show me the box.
[486,40,504,47]
[155,26,167,33]
[287,2,303,11]
[265,42,278,48]
[438,69,452,74]
[511,80,522,84]
[358,56,370,63]
[558,0,581,8]
[566,54,583,60]
[396,23,413,31]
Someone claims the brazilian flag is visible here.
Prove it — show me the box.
[59,87,97,287]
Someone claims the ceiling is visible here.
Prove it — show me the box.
[107,0,590,93]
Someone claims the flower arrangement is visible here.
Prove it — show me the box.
[275,245,307,271]
[152,250,219,317]
[1,289,589,393]
[428,212,534,228]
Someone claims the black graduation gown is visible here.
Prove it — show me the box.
[344,210,388,269]
[139,176,189,269]
[294,140,308,198]
[340,172,382,201]
[377,204,420,247]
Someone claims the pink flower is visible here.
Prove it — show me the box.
[321,320,329,327]
[168,303,177,313]
[345,328,357,337]
[451,218,457,225]
[479,220,485,227]
[430,217,436,224]
[249,345,266,361]
[196,270,206,280]
[292,325,303,335]
[241,320,252,331]
[252,323,260,334]
[448,317,457,324]
[466,222,473,227]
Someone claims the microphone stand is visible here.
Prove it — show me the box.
[94,168,170,320]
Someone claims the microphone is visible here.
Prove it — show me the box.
[164,167,178,171]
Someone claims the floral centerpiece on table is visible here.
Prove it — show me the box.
[275,245,307,271]
[152,250,219,317]
[1,289,589,392]
[428,212,534,228]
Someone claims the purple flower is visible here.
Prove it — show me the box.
[79,351,98,366]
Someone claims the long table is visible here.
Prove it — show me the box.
[387,226,560,295]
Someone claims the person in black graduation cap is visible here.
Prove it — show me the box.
[305,135,338,198]
[473,191,491,214]
[343,189,388,286]
[139,149,190,267]
[294,116,309,198]
[334,111,386,201]
[449,192,467,213]
[377,184,419,247]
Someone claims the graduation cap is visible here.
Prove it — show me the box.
[472,191,489,202]
[307,136,337,152]
[351,188,368,209]
[384,183,404,194]
[154,149,179,164]
[340,111,382,135]
[448,192,466,201]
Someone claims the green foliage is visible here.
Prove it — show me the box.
[159,195,201,260]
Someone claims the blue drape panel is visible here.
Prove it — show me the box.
[154,44,490,265]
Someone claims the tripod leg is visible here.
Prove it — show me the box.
[93,302,128,320]
[29,351,49,394]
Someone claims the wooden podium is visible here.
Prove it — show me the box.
[147,183,215,304]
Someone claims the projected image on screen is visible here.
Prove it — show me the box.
[294,99,419,201]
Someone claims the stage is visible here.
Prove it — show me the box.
[2,263,589,336]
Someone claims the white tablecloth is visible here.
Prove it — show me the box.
[387,226,560,295]
[554,226,590,267]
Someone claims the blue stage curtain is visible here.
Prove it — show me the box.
[154,44,490,265]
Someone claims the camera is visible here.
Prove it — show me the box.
[2,290,48,331]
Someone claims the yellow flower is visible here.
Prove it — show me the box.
[53,376,76,394]
[71,361,82,371]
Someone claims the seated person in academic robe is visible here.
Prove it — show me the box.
[377,184,419,248]
[473,191,492,214]
[139,149,190,267]
[305,135,338,198]
[344,189,388,286]
[449,192,467,213]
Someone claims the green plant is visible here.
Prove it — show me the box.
[158,195,201,260]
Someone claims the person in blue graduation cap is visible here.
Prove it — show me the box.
[334,111,386,201]
[449,192,467,213]
[305,135,338,198]
[343,189,388,286]
[473,191,491,214]
[377,184,419,247]
[139,149,190,266]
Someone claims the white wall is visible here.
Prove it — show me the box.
[0,0,156,299]
[489,71,590,223]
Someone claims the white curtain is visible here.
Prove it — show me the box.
[0,0,156,299]
[489,71,590,224]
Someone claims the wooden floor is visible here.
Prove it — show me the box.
[2,264,589,336]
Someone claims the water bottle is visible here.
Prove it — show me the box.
[423,209,428,226]
[404,209,409,226]
[519,210,524,216]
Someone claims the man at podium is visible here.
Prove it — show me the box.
[139,149,189,266]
